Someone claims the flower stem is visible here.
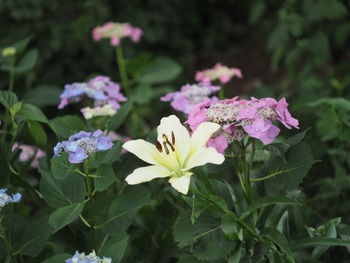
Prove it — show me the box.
[83,159,95,248]
[115,45,131,96]
[219,84,225,100]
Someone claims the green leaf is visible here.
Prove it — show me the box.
[101,235,129,263]
[13,217,52,257]
[51,153,79,179]
[228,242,242,263]
[17,103,49,123]
[27,121,47,147]
[136,57,182,84]
[291,237,350,251]
[94,164,117,192]
[40,168,85,208]
[42,254,71,263]
[174,211,236,261]
[109,100,133,130]
[49,202,85,232]
[23,85,61,107]
[51,115,87,139]
[263,228,293,258]
[264,141,315,195]
[95,141,122,165]
[249,1,266,24]
[101,185,151,236]
[221,212,239,240]
[16,49,38,73]
[312,217,341,258]
[0,90,18,109]
[240,196,302,219]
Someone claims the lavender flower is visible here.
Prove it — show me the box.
[66,251,111,263]
[161,82,220,114]
[53,130,113,163]
[58,76,127,110]
[0,189,21,210]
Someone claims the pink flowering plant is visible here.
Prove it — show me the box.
[0,23,349,263]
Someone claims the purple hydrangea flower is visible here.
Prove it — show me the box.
[53,130,113,163]
[161,82,220,114]
[58,76,127,110]
[0,189,21,209]
[66,250,111,263]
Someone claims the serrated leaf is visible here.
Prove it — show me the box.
[221,212,239,240]
[101,186,151,236]
[49,202,84,232]
[264,141,315,195]
[40,168,85,208]
[95,141,122,165]
[109,100,133,130]
[51,115,87,139]
[174,211,236,261]
[101,235,129,263]
[13,217,52,257]
[50,153,79,179]
[94,164,117,192]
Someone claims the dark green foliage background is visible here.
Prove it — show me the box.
[1,0,350,262]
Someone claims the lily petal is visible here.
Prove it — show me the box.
[186,147,225,170]
[169,173,192,194]
[190,122,221,152]
[125,165,172,184]
[123,139,161,165]
[157,115,191,164]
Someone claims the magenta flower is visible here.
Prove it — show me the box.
[12,143,45,168]
[186,97,299,153]
[92,21,143,46]
[161,83,220,114]
[195,63,243,84]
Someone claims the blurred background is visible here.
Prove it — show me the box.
[1,0,350,248]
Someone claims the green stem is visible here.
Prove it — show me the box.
[83,160,95,248]
[219,84,225,100]
[240,142,252,202]
[115,45,131,96]
[3,62,16,134]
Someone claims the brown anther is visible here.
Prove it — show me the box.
[167,141,175,152]
[171,131,175,145]
[163,142,170,155]
[155,141,163,152]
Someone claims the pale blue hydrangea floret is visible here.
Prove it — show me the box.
[53,130,113,163]
[58,76,127,110]
[0,189,21,209]
[66,251,111,263]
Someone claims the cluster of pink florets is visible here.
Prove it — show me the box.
[186,97,299,153]
[92,21,143,46]
[195,63,243,84]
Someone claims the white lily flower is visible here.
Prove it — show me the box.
[122,115,225,194]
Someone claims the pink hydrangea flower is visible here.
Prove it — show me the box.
[195,63,243,84]
[161,83,220,114]
[186,96,299,153]
[92,21,143,46]
[12,143,45,168]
